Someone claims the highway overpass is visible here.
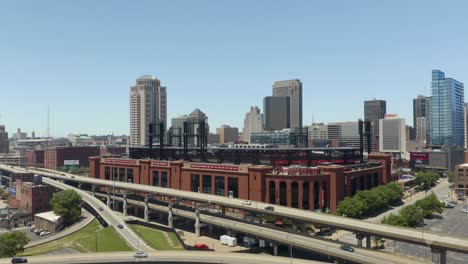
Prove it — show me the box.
[0,251,323,264]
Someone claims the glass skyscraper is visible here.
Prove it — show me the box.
[430,70,465,147]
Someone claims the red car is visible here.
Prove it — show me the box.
[194,244,210,250]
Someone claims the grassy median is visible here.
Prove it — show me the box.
[22,220,132,256]
[129,224,183,250]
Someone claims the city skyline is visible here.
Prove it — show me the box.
[2,1,468,136]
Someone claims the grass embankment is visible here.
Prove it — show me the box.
[22,220,132,256]
[129,224,183,250]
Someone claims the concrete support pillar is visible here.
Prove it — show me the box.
[168,204,174,228]
[92,185,96,197]
[144,198,149,221]
[431,247,447,264]
[292,223,297,232]
[134,206,139,216]
[273,244,278,256]
[365,235,371,248]
[195,208,201,237]
[208,224,213,234]
[78,183,83,189]
[301,224,308,234]
[106,193,111,207]
[123,195,128,216]
[356,233,365,247]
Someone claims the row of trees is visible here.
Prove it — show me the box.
[336,182,404,219]
[0,231,30,257]
[414,172,439,191]
[57,166,89,176]
[381,192,444,227]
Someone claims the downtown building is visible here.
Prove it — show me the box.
[413,95,427,133]
[379,114,407,154]
[364,99,386,152]
[430,70,465,147]
[263,96,290,131]
[169,109,209,147]
[129,75,167,146]
[272,79,303,129]
[217,125,239,144]
[327,121,374,152]
[0,125,8,154]
[242,106,263,143]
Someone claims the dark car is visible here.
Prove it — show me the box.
[117,224,124,229]
[98,207,103,211]
[265,206,274,211]
[340,245,354,252]
[11,257,28,263]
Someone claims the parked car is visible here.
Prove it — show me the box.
[117,224,124,229]
[340,245,354,252]
[11,257,28,263]
[265,206,274,211]
[98,207,103,211]
[39,231,50,236]
[444,203,455,208]
[242,200,251,205]
[461,208,468,213]
[194,243,210,250]
[71,176,75,179]
[133,251,148,258]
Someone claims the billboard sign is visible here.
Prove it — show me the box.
[410,152,429,165]
[64,160,79,166]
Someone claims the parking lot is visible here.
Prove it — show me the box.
[387,201,468,264]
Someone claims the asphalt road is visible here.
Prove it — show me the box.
[0,251,324,264]
[388,203,468,264]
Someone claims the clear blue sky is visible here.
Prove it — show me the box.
[1,0,468,137]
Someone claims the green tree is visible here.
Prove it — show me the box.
[399,205,424,227]
[447,172,454,183]
[51,189,83,225]
[0,231,30,257]
[415,192,443,218]
[356,190,386,214]
[381,213,408,227]
[384,182,404,204]
[336,197,366,219]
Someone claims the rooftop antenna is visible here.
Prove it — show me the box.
[312,113,315,125]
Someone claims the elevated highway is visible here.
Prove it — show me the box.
[0,251,323,264]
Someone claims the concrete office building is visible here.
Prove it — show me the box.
[410,145,464,172]
[379,114,407,153]
[455,163,468,198]
[308,123,328,140]
[12,128,27,140]
[170,109,209,147]
[430,70,465,147]
[264,96,290,131]
[413,95,427,131]
[242,106,263,143]
[0,125,8,154]
[416,117,427,144]
[425,96,432,146]
[273,79,302,129]
[465,103,468,149]
[130,75,167,146]
[328,121,374,152]
[217,125,239,144]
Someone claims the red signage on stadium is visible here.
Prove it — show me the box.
[278,167,322,175]
[410,152,429,161]
[152,161,169,166]
[190,164,240,171]
[102,158,137,165]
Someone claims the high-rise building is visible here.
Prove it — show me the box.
[416,117,427,144]
[129,75,167,146]
[465,103,468,149]
[217,125,239,144]
[379,114,406,153]
[425,96,432,145]
[272,79,302,129]
[430,70,465,147]
[308,123,328,140]
[364,99,386,152]
[0,125,8,154]
[413,95,427,131]
[263,96,290,131]
[242,106,263,143]
[170,109,209,147]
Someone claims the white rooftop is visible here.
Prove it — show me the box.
[35,211,62,222]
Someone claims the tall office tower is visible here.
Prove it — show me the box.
[364,99,386,151]
[217,125,239,144]
[264,96,290,131]
[379,114,407,153]
[242,106,263,143]
[170,109,209,147]
[425,96,432,145]
[416,117,427,144]
[413,95,427,131]
[308,123,328,140]
[430,70,465,147]
[0,125,8,154]
[272,79,302,129]
[465,103,468,149]
[129,75,167,146]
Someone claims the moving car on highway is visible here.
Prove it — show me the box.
[133,251,148,258]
